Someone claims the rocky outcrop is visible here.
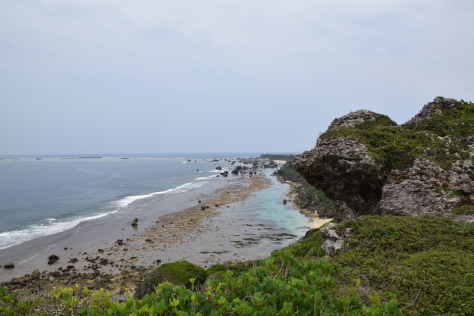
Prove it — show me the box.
[294,97,474,220]
[319,223,353,256]
[380,159,473,216]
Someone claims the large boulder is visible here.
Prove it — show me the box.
[294,97,474,220]
[134,261,206,300]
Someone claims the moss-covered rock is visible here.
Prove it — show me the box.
[294,97,474,219]
[134,261,206,299]
[205,264,228,276]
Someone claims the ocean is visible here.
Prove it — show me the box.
[0,153,261,251]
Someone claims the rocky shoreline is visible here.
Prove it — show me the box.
[1,167,313,299]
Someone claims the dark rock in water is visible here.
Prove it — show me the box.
[4,262,15,269]
[294,97,474,221]
[216,166,222,170]
[117,239,124,245]
[48,254,59,265]
[283,199,287,204]
[134,261,206,300]
[131,218,138,226]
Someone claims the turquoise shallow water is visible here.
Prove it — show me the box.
[231,171,312,237]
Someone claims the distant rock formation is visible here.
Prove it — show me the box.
[294,97,474,221]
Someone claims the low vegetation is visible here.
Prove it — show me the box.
[0,250,401,315]
[4,215,473,315]
[327,216,474,315]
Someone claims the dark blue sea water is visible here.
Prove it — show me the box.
[0,153,259,250]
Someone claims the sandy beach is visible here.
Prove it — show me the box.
[0,170,321,296]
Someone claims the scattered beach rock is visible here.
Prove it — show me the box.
[48,254,59,265]
[4,262,15,269]
[131,218,138,226]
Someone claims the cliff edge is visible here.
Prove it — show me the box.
[294,96,474,220]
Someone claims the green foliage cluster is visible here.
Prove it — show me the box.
[0,250,402,315]
[327,215,474,315]
[451,222,474,236]
[303,183,334,206]
[259,154,296,161]
[320,99,474,171]
[146,262,207,289]
[452,205,474,215]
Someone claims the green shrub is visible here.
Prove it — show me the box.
[452,205,474,215]
[329,215,474,315]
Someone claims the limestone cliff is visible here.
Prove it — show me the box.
[294,97,474,220]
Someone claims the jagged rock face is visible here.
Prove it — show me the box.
[294,97,474,219]
[294,111,387,216]
[381,159,459,216]
[319,222,353,256]
[403,96,459,126]
[328,109,383,130]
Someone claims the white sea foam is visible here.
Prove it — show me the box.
[195,175,218,181]
[114,177,213,208]
[0,210,118,251]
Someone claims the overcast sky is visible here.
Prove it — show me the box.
[1,0,473,155]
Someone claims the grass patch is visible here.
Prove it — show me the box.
[325,215,474,315]
[452,205,474,215]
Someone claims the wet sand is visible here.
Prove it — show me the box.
[0,171,318,294]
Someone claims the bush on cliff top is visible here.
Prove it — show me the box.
[320,98,474,171]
